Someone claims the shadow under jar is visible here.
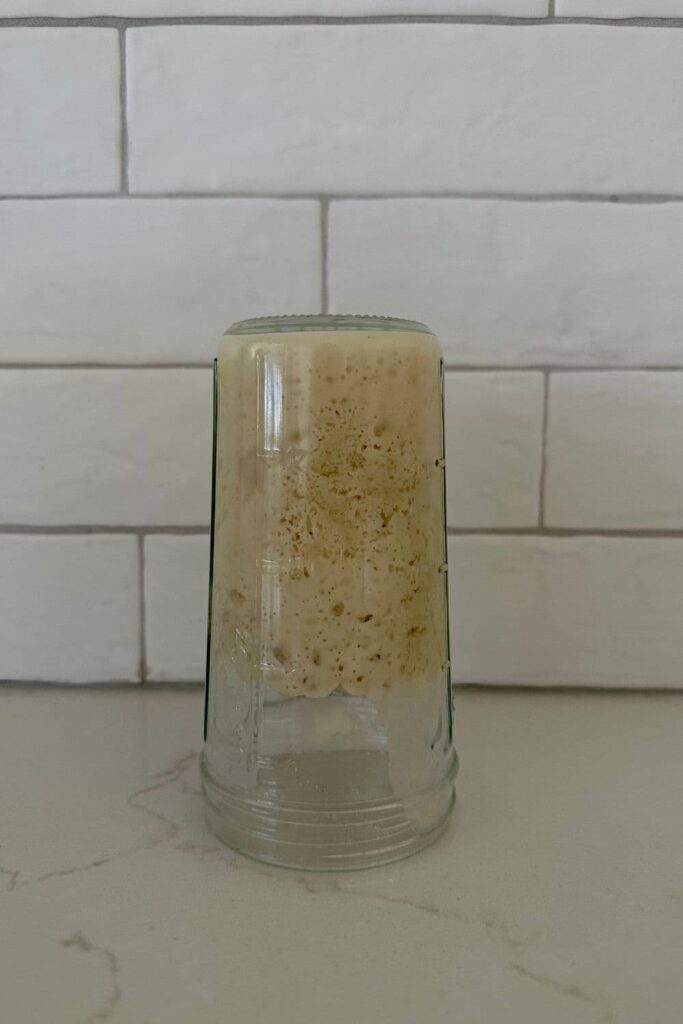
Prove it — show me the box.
[201,315,458,870]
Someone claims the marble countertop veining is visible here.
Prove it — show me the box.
[0,687,681,1024]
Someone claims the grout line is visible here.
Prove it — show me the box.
[0,525,209,535]
[538,370,550,528]
[5,191,683,203]
[0,679,142,688]
[0,678,679,696]
[118,29,129,194]
[0,363,212,370]
[451,683,683,696]
[0,192,123,201]
[319,198,330,314]
[447,528,683,538]
[444,365,683,373]
[3,524,683,539]
[3,363,683,373]
[137,535,148,683]
[137,679,204,689]
[4,16,683,28]
[3,363,683,372]
[324,192,683,204]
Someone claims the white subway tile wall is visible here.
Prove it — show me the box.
[0,536,139,683]
[546,373,683,529]
[328,200,683,366]
[0,30,120,195]
[0,370,212,526]
[448,537,683,688]
[2,9,683,688]
[0,200,321,363]
[144,536,209,681]
[444,373,544,527]
[557,2,683,15]
[0,1,549,13]
[127,26,683,195]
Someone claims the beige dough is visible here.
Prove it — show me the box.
[210,327,448,699]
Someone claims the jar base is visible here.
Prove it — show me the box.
[201,748,457,871]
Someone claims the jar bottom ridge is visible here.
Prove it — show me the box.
[202,676,457,870]
[201,746,457,872]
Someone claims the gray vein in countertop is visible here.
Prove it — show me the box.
[483,914,615,1022]
[29,856,114,887]
[296,873,472,922]
[343,888,471,922]
[126,751,199,836]
[168,830,473,925]
[1,851,135,894]
[482,912,543,952]
[0,753,200,894]
[291,872,617,1024]
[511,963,593,1003]
[510,963,615,1024]
[61,931,121,1023]
[0,863,19,891]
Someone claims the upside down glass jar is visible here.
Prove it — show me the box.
[201,315,458,870]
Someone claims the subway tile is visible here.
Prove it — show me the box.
[0,200,320,363]
[448,536,683,687]
[445,372,544,527]
[0,1,548,12]
[0,535,138,682]
[546,372,683,528]
[129,25,683,193]
[0,370,212,527]
[144,535,209,681]
[0,29,119,195]
[557,1,683,16]
[329,200,683,366]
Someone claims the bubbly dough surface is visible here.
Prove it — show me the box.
[210,330,448,698]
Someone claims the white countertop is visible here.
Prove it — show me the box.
[1,687,681,1024]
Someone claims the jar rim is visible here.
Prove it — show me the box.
[225,314,434,336]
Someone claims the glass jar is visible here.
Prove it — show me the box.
[201,315,457,870]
